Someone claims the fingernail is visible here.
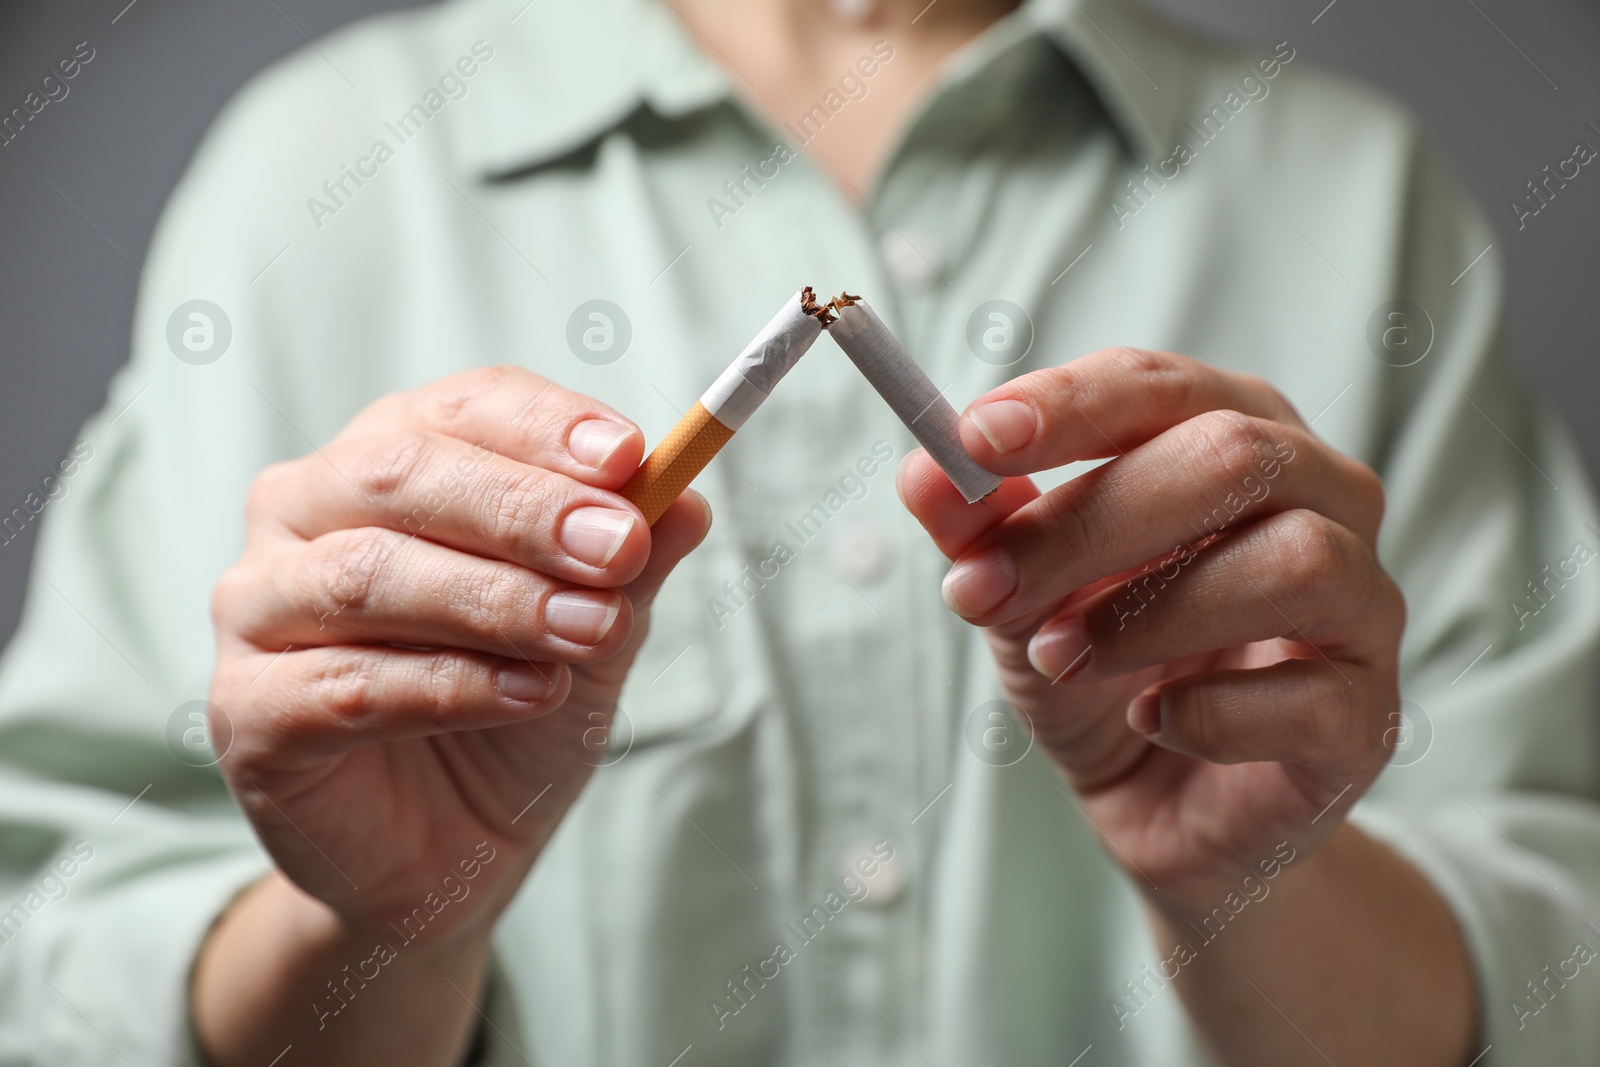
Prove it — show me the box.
[495,663,557,703]
[1127,692,1162,736]
[941,545,1017,617]
[560,507,634,567]
[966,400,1037,454]
[545,590,622,645]
[567,419,636,469]
[1029,614,1092,680]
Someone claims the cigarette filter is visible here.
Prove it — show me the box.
[826,298,1004,503]
[621,289,826,524]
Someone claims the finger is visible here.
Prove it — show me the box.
[258,431,649,586]
[960,348,1307,475]
[622,490,713,614]
[222,645,574,761]
[1029,510,1403,682]
[520,492,713,696]
[940,411,1386,624]
[1127,659,1391,775]
[346,366,645,489]
[222,528,634,662]
[896,448,1039,557]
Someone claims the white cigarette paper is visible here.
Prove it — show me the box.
[621,290,828,525]
[700,291,824,430]
[827,300,1004,503]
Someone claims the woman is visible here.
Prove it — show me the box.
[1,0,1596,1064]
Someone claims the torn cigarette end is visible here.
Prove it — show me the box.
[800,286,839,325]
[621,287,1000,524]
[620,289,824,525]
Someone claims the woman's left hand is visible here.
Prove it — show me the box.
[899,347,1405,908]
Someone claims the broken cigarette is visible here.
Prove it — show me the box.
[621,288,1003,525]
[620,289,828,524]
[826,297,1004,504]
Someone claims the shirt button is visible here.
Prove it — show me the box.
[841,838,906,908]
[878,230,942,288]
[831,523,894,584]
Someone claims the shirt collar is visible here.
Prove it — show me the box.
[456,0,1191,178]
[1024,0,1195,160]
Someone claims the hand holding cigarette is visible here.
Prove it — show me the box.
[622,287,1002,523]
[198,366,712,1062]
[899,346,1402,922]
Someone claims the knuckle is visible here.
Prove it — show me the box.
[485,471,557,556]
[352,431,433,503]
[1105,345,1176,378]
[505,383,558,441]
[1268,510,1354,621]
[312,527,399,619]
[429,366,552,444]
[1038,482,1105,564]
[311,652,380,724]
[1110,347,1196,420]
[1192,409,1271,479]
[1033,361,1084,400]
[412,652,474,726]
[430,366,518,423]
[449,564,537,637]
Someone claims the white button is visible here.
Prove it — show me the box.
[840,838,906,908]
[831,524,894,584]
[879,231,941,288]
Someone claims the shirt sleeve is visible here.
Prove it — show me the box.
[0,144,272,1067]
[1350,139,1600,1062]
[0,15,556,1058]
[0,44,353,1067]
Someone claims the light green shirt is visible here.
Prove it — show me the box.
[3,0,1600,1063]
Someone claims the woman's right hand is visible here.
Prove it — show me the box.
[193,367,709,1065]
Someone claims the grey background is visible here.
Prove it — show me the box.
[0,0,1596,645]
